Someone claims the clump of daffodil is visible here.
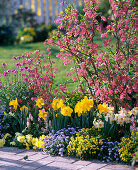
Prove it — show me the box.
[51,98,64,110]
[9,98,18,110]
[51,98,73,117]
[36,98,44,108]
[98,102,108,114]
[38,109,47,120]
[20,105,28,115]
[74,96,94,117]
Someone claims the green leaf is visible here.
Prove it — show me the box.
[24,156,28,160]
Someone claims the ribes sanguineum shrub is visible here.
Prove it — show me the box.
[44,0,138,111]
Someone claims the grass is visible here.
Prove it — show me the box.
[0,36,116,91]
[0,42,78,91]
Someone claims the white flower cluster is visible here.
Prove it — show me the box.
[93,107,138,128]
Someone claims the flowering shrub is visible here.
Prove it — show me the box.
[68,128,103,159]
[45,0,138,111]
[118,131,138,163]
[98,140,120,162]
[43,127,79,156]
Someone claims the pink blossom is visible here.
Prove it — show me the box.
[84,0,89,3]
[34,50,39,54]
[2,63,7,67]
[3,71,9,76]
[47,47,51,51]
[101,33,107,38]
[101,16,107,22]
[72,76,76,82]
[60,2,64,5]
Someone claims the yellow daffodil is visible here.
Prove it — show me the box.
[98,102,108,114]
[51,98,64,110]
[61,106,73,117]
[74,96,94,116]
[9,98,18,110]
[25,142,30,150]
[20,105,29,115]
[36,98,44,108]
[38,109,47,120]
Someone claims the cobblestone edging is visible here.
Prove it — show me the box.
[0,147,133,170]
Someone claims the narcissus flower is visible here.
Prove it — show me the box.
[38,109,47,120]
[20,105,28,115]
[61,106,73,117]
[51,98,64,110]
[36,98,44,108]
[9,98,18,110]
[98,102,108,114]
[74,96,94,116]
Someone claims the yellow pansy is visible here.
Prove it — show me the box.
[25,142,30,150]
[25,134,32,144]
[32,138,38,145]
[9,98,18,110]
[10,141,16,146]
[17,136,25,143]
[0,138,5,148]
[3,133,11,139]
[39,135,45,140]
[36,98,44,108]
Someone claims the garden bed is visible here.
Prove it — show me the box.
[0,0,137,168]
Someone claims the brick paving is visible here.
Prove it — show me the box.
[0,147,133,170]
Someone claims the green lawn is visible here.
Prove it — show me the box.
[0,37,116,91]
[0,42,77,91]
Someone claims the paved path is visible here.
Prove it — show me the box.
[0,147,133,170]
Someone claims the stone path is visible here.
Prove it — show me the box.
[0,147,134,170]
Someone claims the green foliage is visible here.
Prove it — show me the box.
[0,25,15,44]
[0,81,36,113]
[3,108,27,135]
